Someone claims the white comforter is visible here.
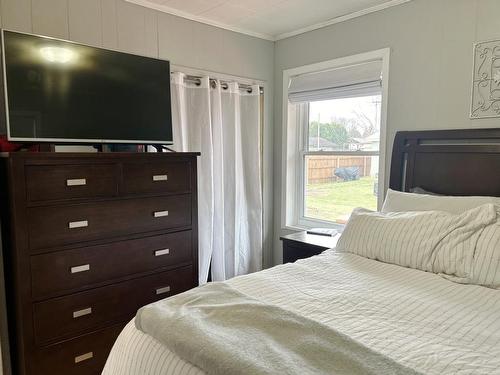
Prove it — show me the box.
[103,250,500,375]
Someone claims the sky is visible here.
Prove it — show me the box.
[308,95,381,130]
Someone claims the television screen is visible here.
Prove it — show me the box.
[1,30,172,144]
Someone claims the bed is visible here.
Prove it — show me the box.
[103,129,500,375]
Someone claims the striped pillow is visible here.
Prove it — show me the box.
[470,222,500,288]
[336,205,498,277]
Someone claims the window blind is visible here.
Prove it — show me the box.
[288,60,383,103]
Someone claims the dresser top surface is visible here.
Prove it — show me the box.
[0,151,201,159]
[0,151,201,162]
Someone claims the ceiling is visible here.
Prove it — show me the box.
[126,0,412,41]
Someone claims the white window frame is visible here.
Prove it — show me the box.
[281,49,390,231]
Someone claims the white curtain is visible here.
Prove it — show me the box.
[170,72,263,284]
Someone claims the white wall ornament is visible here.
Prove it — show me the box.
[471,39,500,119]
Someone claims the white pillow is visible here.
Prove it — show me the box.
[336,205,498,278]
[470,222,500,288]
[381,188,500,214]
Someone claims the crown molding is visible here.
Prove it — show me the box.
[124,0,276,41]
[125,0,412,42]
[274,0,413,40]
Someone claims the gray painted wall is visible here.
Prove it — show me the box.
[0,1,275,372]
[0,0,275,266]
[273,0,500,263]
[0,0,275,78]
[0,0,499,370]
[1,0,500,339]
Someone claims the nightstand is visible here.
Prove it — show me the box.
[280,231,339,263]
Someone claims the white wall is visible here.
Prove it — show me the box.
[273,0,500,264]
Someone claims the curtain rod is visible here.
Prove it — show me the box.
[181,74,264,94]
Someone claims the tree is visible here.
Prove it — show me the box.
[352,110,377,137]
[351,97,381,137]
[309,121,349,147]
[332,117,362,138]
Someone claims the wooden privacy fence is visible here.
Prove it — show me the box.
[307,155,372,184]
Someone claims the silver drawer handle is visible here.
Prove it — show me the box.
[66,178,87,186]
[153,174,168,181]
[69,220,88,229]
[71,264,90,274]
[73,307,92,318]
[156,286,171,295]
[155,249,170,257]
[75,352,93,364]
[153,210,169,218]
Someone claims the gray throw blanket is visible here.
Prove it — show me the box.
[135,282,420,375]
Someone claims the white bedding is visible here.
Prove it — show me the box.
[103,250,500,375]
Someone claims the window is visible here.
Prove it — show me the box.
[281,49,389,230]
[301,94,381,225]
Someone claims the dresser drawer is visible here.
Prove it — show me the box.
[26,164,119,202]
[32,323,123,375]
[122,161,191,195]
[31,230,193,299]
[28,195,192,250]
[33,266,193,345]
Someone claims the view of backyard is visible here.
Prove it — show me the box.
[305,176,377,224]
[303,95,381,224]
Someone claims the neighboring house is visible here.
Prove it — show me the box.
[308,137,337,151]
[347,138,362,151]
[310,133,380,152]
[350,132,380,151]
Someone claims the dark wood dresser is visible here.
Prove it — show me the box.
[0,152,199,375]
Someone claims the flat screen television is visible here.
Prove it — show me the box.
[1,29,173,144]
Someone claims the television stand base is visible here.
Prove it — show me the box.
[39,143,55,152]
[151,145,176,152]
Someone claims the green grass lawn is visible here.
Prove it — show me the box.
[305,177,377,223]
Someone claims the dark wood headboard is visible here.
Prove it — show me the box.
[389,129,500,197]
